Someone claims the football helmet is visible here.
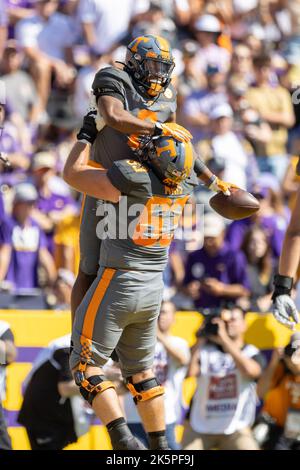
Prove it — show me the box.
[125,35,175,97]
[138,136,193,187]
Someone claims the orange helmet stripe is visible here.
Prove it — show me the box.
[130,36,150,53]
[156,35,171,60]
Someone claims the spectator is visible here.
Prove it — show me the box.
[15,0,76,112]
[257,333,300,450]
[0,41,39,123]
[0,320,17,450]
[193,14,231,75]
[227,79,272,162]
[78,0,150,55]
[183,213,250,310]
[123,301,190,449]
[182,305,264,450]
[229,43,254,85]
[30,151,77,253]
[182,63,227,142]
[73,51,110,119]
[50,268,75,310]
[246,54,295,181]
[197,103,256,190]
[54,212,80,275]
[241,226,276,312]
[0,183,56,291]
[226,184,288,258]
[18,334,91,450]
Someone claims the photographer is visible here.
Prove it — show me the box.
[182,305,264,450]
[256,333,300,450]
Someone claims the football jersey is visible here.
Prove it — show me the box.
[100,160,198,271]
[91,66,177,169]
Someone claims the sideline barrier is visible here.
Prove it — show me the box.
[0,309,298,450]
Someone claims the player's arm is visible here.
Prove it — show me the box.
[63,141,121,203]
[194,153,238,195]
[272,185,300,329]
[98,95,191,142]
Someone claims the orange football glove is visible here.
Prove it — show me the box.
[209,176,239,196]
[160,123,193,143]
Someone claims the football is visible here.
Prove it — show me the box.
[209,188,260,220]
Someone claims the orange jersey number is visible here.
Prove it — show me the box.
[132,195,189,247]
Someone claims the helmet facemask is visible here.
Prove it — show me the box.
[126,50,175,97]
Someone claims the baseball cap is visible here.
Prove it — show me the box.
[14,183,38,203]
[210,103,233,120]
[32,152,56,171]
[195,14,221,33]
[204,213,225,237]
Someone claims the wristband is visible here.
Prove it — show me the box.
[272,273,293,300]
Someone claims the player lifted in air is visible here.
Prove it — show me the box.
[73,34,231,324]
[272,158,300,329]
[64,105,237,450]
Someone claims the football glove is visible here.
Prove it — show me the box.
[154,122,193,143]
[77,110,98,145]
[272,274,299,329]
[208,175,238,196]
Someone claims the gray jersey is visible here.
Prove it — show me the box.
[80,66,177,275]
[91,66,177,168]
[100,160,198,271]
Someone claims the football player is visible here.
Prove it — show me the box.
[64,109,237,450]
[272,158,300,329]
[72,34,230,324]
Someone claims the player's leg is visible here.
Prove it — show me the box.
[117,271,168,449]
[71,269,95,325]
[71,195,102,324]
[70,268,146,450]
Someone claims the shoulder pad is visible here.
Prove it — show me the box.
[93,66,132,90]
[107,160,151,196]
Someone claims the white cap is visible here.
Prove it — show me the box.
[210,103,233,120]
[14,183,38,203]
[204,213,225,237]
[195,14,221,33]
[32,151,56,171]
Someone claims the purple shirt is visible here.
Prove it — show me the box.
[0,216,47,289]
[36,191,76,253]
[0,0,7,26]
[226,215,287,259]
[183,243,249,309]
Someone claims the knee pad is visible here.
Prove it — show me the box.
[126,377,164,404]
[74,368,115,406]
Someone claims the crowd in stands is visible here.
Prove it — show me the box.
[0,0,300,312]
[1,0,300,451]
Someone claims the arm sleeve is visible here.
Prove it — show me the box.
[53,348,73,383]
[92,69,126,105]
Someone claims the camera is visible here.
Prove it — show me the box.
[197,307,222,338]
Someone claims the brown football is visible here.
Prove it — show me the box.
[209,188,260,220]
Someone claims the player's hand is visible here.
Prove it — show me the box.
[77,110,98,145]
[208,176,239,196]
[273,295,299,330]
[159,123,193,143]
